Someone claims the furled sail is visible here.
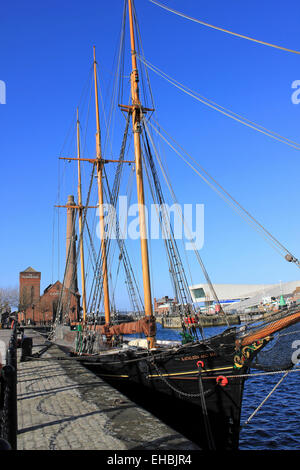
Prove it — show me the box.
[83,315,157,338]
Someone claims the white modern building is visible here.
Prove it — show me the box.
[189,281,300,312]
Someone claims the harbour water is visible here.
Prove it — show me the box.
[126,323,300,450]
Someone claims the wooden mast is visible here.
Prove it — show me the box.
[76,108,87,322]
[128,0,155,348]
[93,46,111,325]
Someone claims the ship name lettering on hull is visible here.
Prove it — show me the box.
[180,352,216,361]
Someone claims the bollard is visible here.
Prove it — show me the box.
[20,337,33,362]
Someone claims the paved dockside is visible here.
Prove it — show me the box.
[0,328,14,348]
[10,329,200,450]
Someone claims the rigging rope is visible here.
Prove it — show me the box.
[146,118,300,267]
[149,0,300,56]
[132,1,156,112]
[137,55,300,152]
[242,370,290,426]
[142,117,228,321]
[142,132,200,334]
[49,161,96,340]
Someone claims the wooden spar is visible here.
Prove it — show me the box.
[59,157,135,164]
[127,0,155,348]
[240,309,300,347]
[55,204,98,209]
[93,46,111,325]
[76,108,87,322]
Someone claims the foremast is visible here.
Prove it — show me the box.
[93,46,111,326]
[76,108,87,321]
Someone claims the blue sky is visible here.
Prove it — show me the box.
[1,0,300,309]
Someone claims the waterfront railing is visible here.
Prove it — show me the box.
[0,323,17,450]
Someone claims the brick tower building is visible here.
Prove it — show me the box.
[18,267,80,325]
[19,267,41,322]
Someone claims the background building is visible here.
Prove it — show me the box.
[154,296,178,315]
[18,266,80,324]
[189,281,300,312]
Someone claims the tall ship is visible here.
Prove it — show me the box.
[48,0,300,450]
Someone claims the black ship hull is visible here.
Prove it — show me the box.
[85,345,246,449]
[56,326,261,449]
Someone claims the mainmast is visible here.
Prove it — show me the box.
[76,108,87,321]
[127,0,155,347]
[93,46,111,325]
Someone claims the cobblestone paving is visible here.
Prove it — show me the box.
[16,330,199,450]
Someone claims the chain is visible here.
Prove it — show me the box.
[150,357,211,398]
